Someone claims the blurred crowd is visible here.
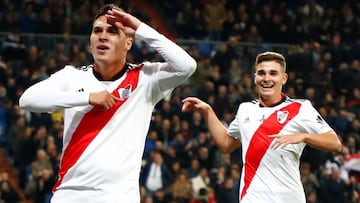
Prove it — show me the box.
[1,0,360,203]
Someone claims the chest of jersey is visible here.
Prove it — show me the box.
[237,101,307,157]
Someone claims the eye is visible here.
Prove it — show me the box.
[256,70,265,76]
[108,27,119,34]
[269,70,279,76]
[93,27,102,33]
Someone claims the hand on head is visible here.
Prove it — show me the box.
[105,9,141,38]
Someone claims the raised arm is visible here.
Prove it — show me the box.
[136,24,196,91]
[107,8,197,91]
[182,97,241,153]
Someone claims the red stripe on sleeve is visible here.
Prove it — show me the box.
[240,102,301,200]
[52,67,141,191]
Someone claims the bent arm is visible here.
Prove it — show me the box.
[303,131,342,153]
[182,97,240,154]
[271,100,343,153]
[203,106,241,153]
[135,23,197,91]
[19,67,89,113]
[300,100,342,153]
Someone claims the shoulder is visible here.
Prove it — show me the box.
[128,62,161,75]
[285,97,318,115]
[236,100,258,114]
[127,63,145,71]
[285,96,308,103]
[285,97,312,107]
[59,64,91,73]
[76,64,94,72]
[239,99,259,108]
[50,65,92,80]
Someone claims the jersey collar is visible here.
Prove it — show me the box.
[93,63,129,81]
[259,93,286,107]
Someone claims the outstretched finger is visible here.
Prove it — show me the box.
[270,139,281,149]
[182,97,200,103]
[181,102,193,112]
[268,134,279,138]
[112,94,124,102]
[107,9,126,19]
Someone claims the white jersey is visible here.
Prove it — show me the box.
[19,23,196,203]
[228,96,334,203]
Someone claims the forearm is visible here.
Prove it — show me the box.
[19,79,89,113]
[135,23,196,88]
[303,131,342,153]
[203,106,239,153]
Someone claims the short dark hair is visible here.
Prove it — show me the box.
[94,4,124,20]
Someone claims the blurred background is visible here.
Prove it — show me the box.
[1,0,360,202]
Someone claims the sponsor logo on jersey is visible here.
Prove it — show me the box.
[80,64,93,71]
[316,115,324,124]
[259,114,265,122]
[244,117,250,123]
[277,110,289,124]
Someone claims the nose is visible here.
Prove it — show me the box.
[99,31,108,41]
[263,73,271,81]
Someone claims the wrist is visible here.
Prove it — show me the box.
[302,133,310,143]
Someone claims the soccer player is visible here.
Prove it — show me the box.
[182,51,342,203]
[19,4,196,203]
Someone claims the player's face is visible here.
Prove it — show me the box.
[254,61,288,104]
[90,15,132,66]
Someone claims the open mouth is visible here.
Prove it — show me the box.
[260,84,274,88]
[97,45,109,51]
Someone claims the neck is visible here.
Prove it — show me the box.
[93,62,127,81]
[259,93,284,107]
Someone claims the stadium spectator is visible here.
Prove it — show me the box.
[140,149,173,200]
[0,177,21,203]
[191,167,210,197]
[215,176,238,203]
[169,169,193,202]
[203,0,226,41]
[300,162,320,199]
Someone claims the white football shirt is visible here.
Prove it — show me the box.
[19,23,196,203]
[228,96,335,203]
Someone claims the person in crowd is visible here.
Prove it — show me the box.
[19,3,196,202]
[182,51,342,203]
[0,172,21,203]
[191,167,210,197]
[170,169,193,202]
[140,149,173,200]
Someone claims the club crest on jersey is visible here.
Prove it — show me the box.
[118,84,132,100]
[277,110,289,124]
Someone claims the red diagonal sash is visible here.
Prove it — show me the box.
[52,66,141,191]
[240,102,301,199]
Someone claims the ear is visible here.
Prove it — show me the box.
[125,37,133,51]
[283,73,288,85]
